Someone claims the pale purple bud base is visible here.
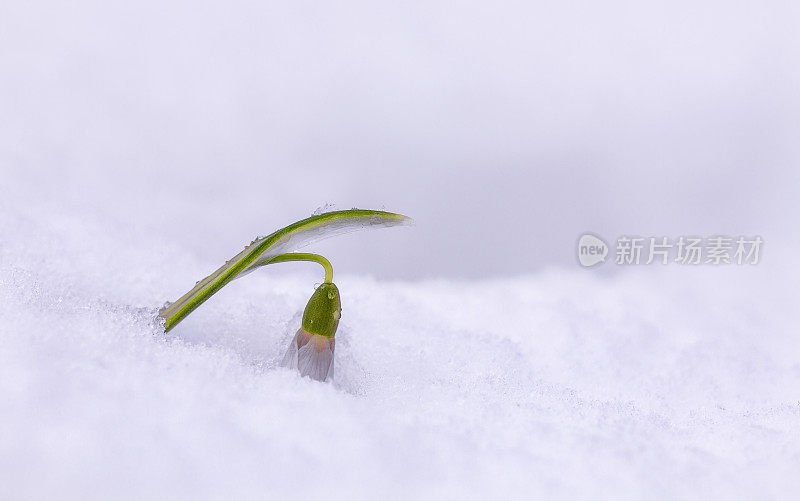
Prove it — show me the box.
[281,328,335,382]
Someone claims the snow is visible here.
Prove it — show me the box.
[1,202,799,500]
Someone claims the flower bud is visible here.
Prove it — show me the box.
[281,283,341,381]
[301,283,341,339]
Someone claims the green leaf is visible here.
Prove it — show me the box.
[158,209,412,332]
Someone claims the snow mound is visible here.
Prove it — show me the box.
[1,205,799,500]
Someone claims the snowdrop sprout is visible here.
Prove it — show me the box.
[156,209,411,382]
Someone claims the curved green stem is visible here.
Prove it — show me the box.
[264,253,333,284]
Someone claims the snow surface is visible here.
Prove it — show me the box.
[1,201,799,500]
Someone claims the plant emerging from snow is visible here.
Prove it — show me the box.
[157,209,412,381]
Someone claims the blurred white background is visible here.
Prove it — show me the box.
[1,0,798,278]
